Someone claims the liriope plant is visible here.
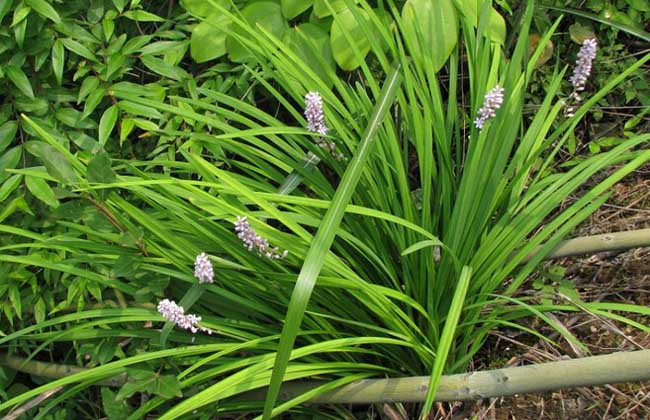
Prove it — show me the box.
[1,0,649,418]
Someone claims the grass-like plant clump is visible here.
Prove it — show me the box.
[0,0,649,418]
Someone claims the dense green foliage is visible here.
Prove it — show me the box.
[0,0,649,418]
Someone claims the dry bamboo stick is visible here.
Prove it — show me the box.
[538,228,650,261]
[0,353,127,387]
[254,350,650,404]
[3,351,648,405]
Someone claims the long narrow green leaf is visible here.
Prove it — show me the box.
[420,265,471,418]
[543,6,650,42]
[262,66,403,419]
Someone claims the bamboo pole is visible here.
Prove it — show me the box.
[0,353,127,387]
[2,351,649,404]
[537,228,650,261]
[247,350,650,404]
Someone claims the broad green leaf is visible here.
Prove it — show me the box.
[122,35,153,55]
[25,0,61,23]
[88,0,105,23]
[87,152,116,184]
[190,19,230,63]
[52,39,65,85]
[116,370,155,401]
[0,121,18,153]
[282,23,335,85]
[55,108,98,129]
[139,40,186,56]
[99,105,119,145]
[78,76,100,104]
[120,118,135,145]
[5,65,34,99]
[101,388,131,420]
[117,369,181,401]
[8,287,21,319]
[0,0,12,22]
[0,146,22,183]
[226,2,288,63]
[25,175,59,207]
[62,38,98,62]
[82,88,106,119]
[330,7,373,71]
[103,16,115,41]
[14,15,27,48]
[34,297,46,323]
[454,0,506,43]
[24,141,78,185]
[94,339,116,364]
[0,175,23,202]
[140,55,187,81]
[123,10,165,22]
[109,82,165,100]
[282,0,313,19]
[117,101,163,119]
[569,22,596,43]
[112,0,126,12]
[402,0,458,71]
[313,0,351,17]
[180,0,229,17]
[11,2,30,26]
[130,118,159,131]
[262,66,403,419]
[152,375,182,399]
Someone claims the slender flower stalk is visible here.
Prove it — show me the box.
[565,38,598,117]
[234,216,288,260]
[304,91,344,160]
[194,252,214,284]
[157,299,212,334]
[474,85,505,129]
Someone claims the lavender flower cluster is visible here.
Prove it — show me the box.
[474,85,505,129]
[194,252,214,284]
[156,253,215,335]
[569,38,597,92]
[157,299,212,334]
[234,216,288,260]
[305,91,328,135]
[566,38,598,117]
[304,92,344,161]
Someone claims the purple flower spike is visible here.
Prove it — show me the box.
[304,92,344,160]
[157,299,212,334]
[194,252,214,284]
[234,216,288,260]
[566,38,598,117]
[305,91,328,135]
[474,85,505,129]
[570,39,597,92]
